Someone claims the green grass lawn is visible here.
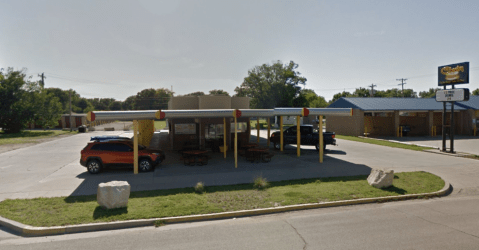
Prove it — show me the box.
[0,130,77,145]
[154,121,166,130]
[0,172,444,227]
[336,135,435,151]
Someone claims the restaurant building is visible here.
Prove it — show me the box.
[327,97,479,137]
[167,95,251,151]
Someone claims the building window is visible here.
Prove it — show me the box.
[205,124,224,139]
[230,122,247,133]
[175,124,196,134]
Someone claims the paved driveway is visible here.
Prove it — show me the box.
[1,129,479,202]
[376,135,479,155]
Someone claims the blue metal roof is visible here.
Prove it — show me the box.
[456,95,479,110]
[328,97,469,111]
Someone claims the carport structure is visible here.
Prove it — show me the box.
[327,97,477,137]
[87,107,352,173]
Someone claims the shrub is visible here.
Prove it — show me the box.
[253,176,269,190]
[155,220,165,227]
[194,182,205,194]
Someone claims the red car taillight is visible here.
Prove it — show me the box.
[332,134,335,139]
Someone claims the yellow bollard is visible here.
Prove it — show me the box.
[223,118,226,159]
[296,115,300,157]
[257,117,260,143]
[319,115,323,163]
[133,120,138,174]
[267,118,270,147]
[280,116,283,152]
[400,126,403,137]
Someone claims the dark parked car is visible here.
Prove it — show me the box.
[80,140,165,174]
[270,125,336,151]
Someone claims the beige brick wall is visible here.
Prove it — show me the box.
[364,116,395,136]
[326,109,364,136]
[231,97,250,109]
[199,96,231,109]
[169,96,199,110]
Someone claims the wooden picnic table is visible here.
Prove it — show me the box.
[246,147,272,163]
[183,150,208,166]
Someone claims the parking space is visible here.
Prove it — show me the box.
[2,127,479,202]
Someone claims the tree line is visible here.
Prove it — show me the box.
[2,64,479,133]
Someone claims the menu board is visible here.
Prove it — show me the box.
[175,124,196,135]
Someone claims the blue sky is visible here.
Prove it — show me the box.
[1,0,478,102]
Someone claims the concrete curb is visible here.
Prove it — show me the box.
[357,136,441,149]
[356,136,478,159]
[0,179,451,237]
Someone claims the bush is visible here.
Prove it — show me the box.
[194,182,205,194]
[253,176,269,190]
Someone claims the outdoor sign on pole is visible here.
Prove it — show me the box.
[437,62,470,153]
[438,62,469,86]
[436,88,470,102]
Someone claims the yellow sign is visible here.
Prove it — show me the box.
[441,65,464,81]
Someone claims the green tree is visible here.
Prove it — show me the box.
[302,89,328,108]
[134,88,173,110]
[0,68,36,133]
[209,89,229,96]
[472,88,479,96]
[185,91,205,96]
[234,60,306,108]
[122,95,136,110]
[33,90,63,129]
[109,101,123,111]
[87,98,108,111]
[330,91,352,103]
[44,88,82,113]
[419,88,439,98]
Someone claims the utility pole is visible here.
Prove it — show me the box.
[368,84,377,97]
[38,73,46,88]
[69,90,73,132]
[397,78,407,97]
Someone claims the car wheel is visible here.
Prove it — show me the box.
[315,143,326,151]
[139,158,152,172]
[87,159,101,174]
[274,142,281,150]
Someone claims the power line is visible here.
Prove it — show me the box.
[368,84,377,97]
[38,73,46,88]
[396,78,407,97]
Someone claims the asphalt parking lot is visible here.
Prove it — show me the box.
[1,129,479,202]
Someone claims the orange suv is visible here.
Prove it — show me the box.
[80,139,165,174]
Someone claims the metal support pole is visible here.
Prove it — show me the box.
[319,115,323,163]
[257,117,260,143]
[267,118,270,147]
[69,90,72,132]
[223,118,227,159]
[280,116,283,152]
[133,120,138,174]
[442,85,447,152]
[234,116,238,168]
[297,115,300,157]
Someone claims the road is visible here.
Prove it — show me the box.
[1,133,479,249]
